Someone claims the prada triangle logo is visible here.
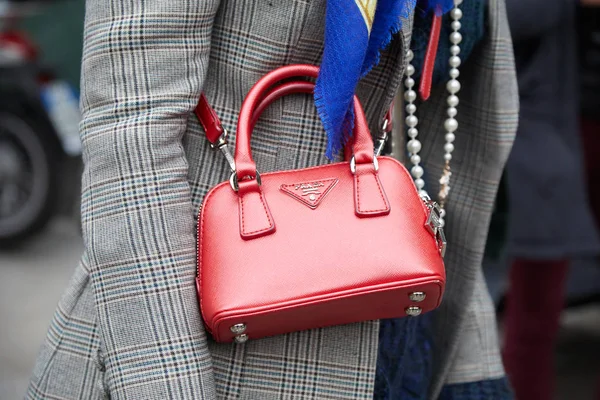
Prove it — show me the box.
[280,178,339,210]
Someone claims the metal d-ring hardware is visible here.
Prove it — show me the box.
[349,155,379,174]
[210,129,236,172]
[230,170,262,192]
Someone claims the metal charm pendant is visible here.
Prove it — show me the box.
[422,196,447,257]
[436,227,447,258]
[424,197,443,235]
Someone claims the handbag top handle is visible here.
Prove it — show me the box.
[250,81,314,129]
[234,64,376,187]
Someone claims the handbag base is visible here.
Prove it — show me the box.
[198,278,443,343]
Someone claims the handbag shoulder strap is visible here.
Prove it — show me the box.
[193,84,394,164]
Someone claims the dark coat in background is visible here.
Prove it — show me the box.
[579,7,600,119]
[505,0,600,259]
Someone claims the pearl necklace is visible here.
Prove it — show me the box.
[404,0,463,229]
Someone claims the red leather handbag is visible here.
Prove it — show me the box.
[195,64,446,343]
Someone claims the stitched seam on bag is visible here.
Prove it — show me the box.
[356,172,388,213]
[211,277,445,326]
[240,192,273,235]
[202,158,426,225]
[374,173,389,212]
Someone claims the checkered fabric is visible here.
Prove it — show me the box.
[27,0,517,399]
[417,0,518,395]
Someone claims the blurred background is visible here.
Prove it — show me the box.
[0,0,599,399]
[0,0,84,398]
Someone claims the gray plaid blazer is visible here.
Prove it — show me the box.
[27,0,517,399]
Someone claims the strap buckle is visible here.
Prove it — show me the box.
[210,129,236,172]
[374,131,388,157]
[374,104,393,157]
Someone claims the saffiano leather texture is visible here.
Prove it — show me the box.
[196,65,445,343]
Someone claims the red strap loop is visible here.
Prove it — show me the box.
[419,14,442,101]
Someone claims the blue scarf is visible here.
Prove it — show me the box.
[315,0,455,159]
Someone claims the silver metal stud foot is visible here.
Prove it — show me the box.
[409,292,426,302]
[234,334,248,344]
[230,323,247,335]
[405,306,422,317]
